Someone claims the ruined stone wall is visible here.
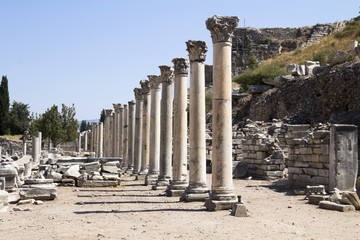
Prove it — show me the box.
[281,125,330,189]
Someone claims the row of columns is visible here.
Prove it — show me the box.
[89,15,239,211]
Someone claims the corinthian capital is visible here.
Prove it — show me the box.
[105,109,113,117]
[172,57,189,75]
[140,80,150,94]
[186,41,207,62]
[148,75,161,89]
[134,87,143,101]
[159,65,174,84]
[206,15,239,43]
[113,103,122,113]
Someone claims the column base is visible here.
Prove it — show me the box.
[125,167,133,174]
[180,187,210,202]
[145,173,158,186]
[231,203,249,217]
[135,174,146,180]
[152,178,170,190]
[166,181,188,197]
[205,193,237,211]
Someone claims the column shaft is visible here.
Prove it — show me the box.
[139,80,151,178]
[122,104,128,168]
[133,88,143,175]
[127,101,136,172]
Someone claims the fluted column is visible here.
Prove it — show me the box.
[122,104,128,168]
[167,57,189,197]
[205,15,239,211]
[153,65,174,190]
[113,103,121,157]
[127,100,136,173]
[138,80,151,179]
[104,109,112,157]
[145,75,162,185]
[119,105,124,159]
[180,41,210,202]
[99,122,104,158]
[133,87,143,175]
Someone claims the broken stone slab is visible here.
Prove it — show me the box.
[101,165,119,174]
[46,171,62,183]
[17,199,35,205]
[24,179,54,185]
[305,185,326,199]
[63,165,81,179]
[76,179,118,188]
[287,64,306,76]
[341,192,360,210]
[0,164,17,192]
[319,200,355,212]
[231,203,249,217]
[0,190,9,207]
[305,61,320,75]
[349,40,358,51]
[59,178,75,187]
[19,187,57,200]
[233,161,249,179]
[308,195,329,205]
[81,162,101,173]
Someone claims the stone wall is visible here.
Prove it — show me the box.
[281,125,330,189]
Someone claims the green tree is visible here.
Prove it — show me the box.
[0,76,10,135]
[100,109,106,123]
[40,105,63,146]
[9,101,30,134]
[80,120,87,132]
[29,113,41,136]
[60,103,79,143]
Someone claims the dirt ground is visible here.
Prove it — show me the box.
[1,174,359,240]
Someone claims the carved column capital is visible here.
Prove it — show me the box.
[186,41,207,62]
[140,80,150,94]
[172,57,189,75]
[206,15,239,43]
[134,87,143,101]
[148,75,161,89]
[128,100,135,106]
[113,103,122,113]
[105,109,113,117]
[159,65,174,84]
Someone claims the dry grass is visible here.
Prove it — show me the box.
[0,135,22,142]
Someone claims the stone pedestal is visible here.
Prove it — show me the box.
[181,41,210,201]
[122,104,128,168]
[167,58,189,197]
[329,124,358,191]
[133,87,143,175]
[153,66,174,190]
[139,80,151,179]
[146,75,162,185]
[205,15,239,211]
[127,101,136,173]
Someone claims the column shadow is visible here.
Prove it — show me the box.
[74,208,207,214]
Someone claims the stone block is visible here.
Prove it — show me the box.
[318,155,328,163]
[293,161,309,168]
[256,152,266,160]
[77,179,118,187]
[231,203,249,217]
[63,165,81,179]
[288,167,302,174]
[329,124,358,192]
[315,176,329,185]
[293,174,314,184]
[308,195,329,205]
[303,168,318,176]
[19,187,57,200]
[318,169,329,177]
[319,200,355,212]
[321,145,329,155]
[233,161,249,179]
[205,198,238,211]
[265,171,283,177]
[309,162,324,169]
[300,147,312,155]
[313,148,322,155]
[305,61,320,75]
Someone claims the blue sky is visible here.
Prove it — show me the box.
[0,0,358,120]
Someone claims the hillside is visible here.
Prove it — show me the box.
[232,16,360,90]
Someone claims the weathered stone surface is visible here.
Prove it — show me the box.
[263,75,294,87]
[77,179,118,187]
[63,165,81,179]
[231,203,249,217]
[331,50,352,65]
[248,85,272,94]
[46,171,62,182]
[17,199,35,205]
[308,195,329,205]
[101,165,119,174]
[19,187,57,200]
[319,200,355,212]
[305,61,320,75]
[0,190,9,207]
[233,161,248,178]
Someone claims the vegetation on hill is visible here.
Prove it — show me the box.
[233,18,360,90]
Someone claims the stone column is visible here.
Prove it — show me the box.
[78,133,82,153]
[181,41,210,201]
[133,87,143,175]
[138,80,151,179]
[84,132,88,151]
[205,15,239,211]
[119,104,124,159]
[127,100,136,172]
[93,123,98,156]
[110,114,114,157]
[145,75,162,185]
[153,65,174,190]
[104,109,113,157]
[113,103,121,157]
[167,57,189,197]
[91,123,96,153]
[122,104,128,168]
[99,122,104,158]
[32,135,40,163]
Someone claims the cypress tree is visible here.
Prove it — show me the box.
[0,76,10,135]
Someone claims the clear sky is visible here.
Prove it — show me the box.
[0,0,358,121]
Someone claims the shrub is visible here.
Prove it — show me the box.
[233,62,288,91]
[334,20,360,39]
[246,56,258,70]
[264,37,274,44]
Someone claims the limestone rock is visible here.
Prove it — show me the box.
[233,161,248,178]
[46,171,62,183]
[331,50,352,65]
[305,61,320,75]
[248,85,272,94]
[263,75,294,87]
[63,165,81,179]
[319,200,355,212]
[0,190,9,208]
[19,187,57,200]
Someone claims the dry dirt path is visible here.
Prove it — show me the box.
[0,175,359,240]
